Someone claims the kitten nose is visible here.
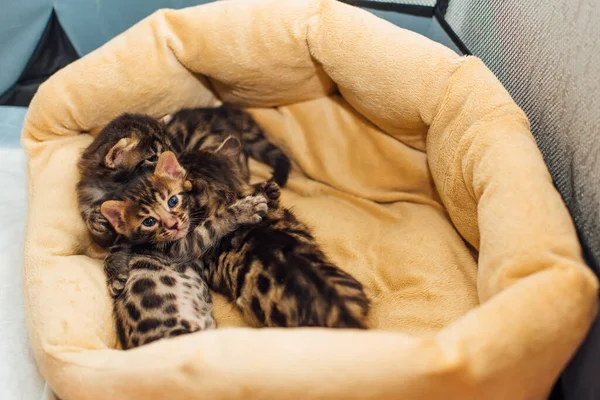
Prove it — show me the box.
[168,221,179,230]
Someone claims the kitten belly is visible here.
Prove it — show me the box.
[168,267,215,331]
[115,264,215,349]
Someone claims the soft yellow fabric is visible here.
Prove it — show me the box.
[21,0,597,399]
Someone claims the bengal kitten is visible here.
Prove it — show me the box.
[101,151,269,349]
[77,105,290,248]
[77,114,168,248]
[168,137,370,328]
[163,105,290,187]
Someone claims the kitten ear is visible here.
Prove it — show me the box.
[100,201,127,235]
[155,151,185,179]
[104,138,137,169]
[215,136,242,161]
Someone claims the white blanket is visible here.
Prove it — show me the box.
[0,147,46,400]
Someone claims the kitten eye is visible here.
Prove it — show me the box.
[142,217,157,227]
[167,196,179,208]
[148,154,158,162]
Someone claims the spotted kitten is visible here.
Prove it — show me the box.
[101,151,268,349]
[77,114,168,247]
[170,137,370,328]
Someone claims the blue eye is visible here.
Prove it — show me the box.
[142,217,156,227]
[167,196,179,208]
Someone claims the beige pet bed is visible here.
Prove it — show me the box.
[21,0,597,399]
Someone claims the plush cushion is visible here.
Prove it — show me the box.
[21,0,598,399]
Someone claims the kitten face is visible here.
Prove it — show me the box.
[101,114,168,171]
[125,177,190,243]
[102,152,193,244]
[105,135,162,171]
[101,137,247,245]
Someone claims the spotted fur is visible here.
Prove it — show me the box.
[78,106,290,248]
[77,114,168,247]
[113,255,215,349]
[171,138,370,328]
[101,151,268,349]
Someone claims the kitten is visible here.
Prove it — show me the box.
[163,105,291,187]
[77,114,168,247]
[78,106,291,248]
[167,137,370,328]
[101,151,269,349]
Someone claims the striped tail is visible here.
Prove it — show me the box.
[316,262,370,329]
[288,249,370,329]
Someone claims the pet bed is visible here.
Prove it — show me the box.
[21,0,598,399]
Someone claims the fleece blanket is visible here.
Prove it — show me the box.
[20,0,598,399]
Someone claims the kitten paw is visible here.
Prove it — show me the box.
[188,320,201,332]
[88,210,110,235]
[203,318,217,330]
[230,195,268,225]
[253,181,280,201]
[108,273,128,298]
[264,181,281,201]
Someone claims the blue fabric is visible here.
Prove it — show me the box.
[364,9,460,55]
[425,17,461,54]
[366,9,432,35]
[54,0,215,56]
[0,106,28,148]
[0,1,216,95]
[0,0,53,95]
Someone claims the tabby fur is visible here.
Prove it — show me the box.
[77,114,167,247]
[173,138,370,328]
[102,151,268,349]
[112,253,214,349]
[164,105,290,186]
[77,105,290,248]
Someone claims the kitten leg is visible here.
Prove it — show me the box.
[226,195,269,225]
[252,181,284,220]
[104,246,131,298]
[171,195,268,260]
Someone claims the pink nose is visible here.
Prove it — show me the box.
[167,221,179,230]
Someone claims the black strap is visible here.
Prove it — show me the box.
[339,1,434,18]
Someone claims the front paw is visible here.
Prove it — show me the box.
[88,210,110,235]
[88,211,116,247]
[253,181,280,201]
[230,195,268,225]
[108,273,128,298]
[264,181,281,201]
